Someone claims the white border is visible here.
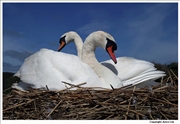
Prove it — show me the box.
[1,1,179,124]
[1,0,180,3]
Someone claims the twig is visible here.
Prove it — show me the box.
[105,114,115,119]
[149,97,178,107]
[125,96,132,120]
[160,76,164,86]
[153,85,169,92]
[86,89,93,97]
[3,87,12,92]
[136,114,139,120]
[3,99,35,111]
[149,112,154,120]
[118,105,145,117]
[169,70,177,87]
[137,97,147,105]
[13,89,29,95]
[170,69,178,80]
[110,84,115,90]
[62,82,87,89]
[46,100,62,118]
[162,97,174,105]
[133,86,136,92]
[160,111,169,120]
[34,100,37,112]
[46,85,49,91]
[168,71,174,87]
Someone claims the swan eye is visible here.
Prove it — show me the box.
[106,38,117,51]
[58,36,67,51]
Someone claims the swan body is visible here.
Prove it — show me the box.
[12,31,122,91]
[101,57,166,87]
[13,48,103,91]
[59,31,166,87]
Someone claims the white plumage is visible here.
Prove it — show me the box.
[12,31,121,91]
[12,31,166,91]
[13,49,102,91]
[58,31,166,88]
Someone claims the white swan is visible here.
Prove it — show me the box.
[12,31,123,91]
[58,31,166,88]
[58,31,83,58]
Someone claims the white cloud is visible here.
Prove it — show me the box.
[121,3,178,64]
[137,40,177,64]
[3,30,34,72]
[3,50,32,62]
[3,29,30,52]
[77,20,110,35]
[3,62,21,73]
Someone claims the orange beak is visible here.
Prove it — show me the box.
[106,46,117,64]
[58,41,66,52]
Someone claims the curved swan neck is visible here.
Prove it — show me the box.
[81,31,123,88]
[81,33,99,66]
[65,31,83,58]
[73,34,83,58]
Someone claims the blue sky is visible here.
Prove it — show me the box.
[2,2,178,72]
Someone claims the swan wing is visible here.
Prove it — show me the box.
[101,57,165,81]
[13,49,102,91]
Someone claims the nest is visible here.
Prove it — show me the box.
[3,71,178,120]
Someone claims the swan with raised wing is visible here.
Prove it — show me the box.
[12,31,122,91]
[58,31,166,87]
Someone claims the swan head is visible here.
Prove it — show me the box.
[105,37,117,64]
[84,31,118,64]
[58,31,78,51]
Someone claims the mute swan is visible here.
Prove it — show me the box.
[12,31,122,91]
[58,31,83,58]
[58,31,166,87]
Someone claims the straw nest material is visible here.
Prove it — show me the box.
[3,70,178,120]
